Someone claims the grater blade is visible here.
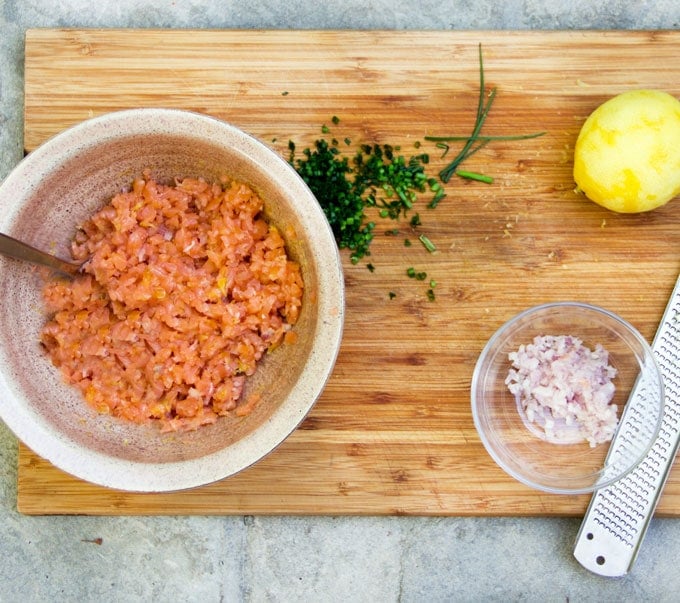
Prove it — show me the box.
[574,273,680,577]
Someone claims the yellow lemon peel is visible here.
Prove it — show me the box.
[573,89,680,213]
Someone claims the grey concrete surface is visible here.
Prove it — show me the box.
[2,1,680,601]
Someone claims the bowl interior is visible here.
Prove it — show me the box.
[0,109,343,490]
[472,303,664,494]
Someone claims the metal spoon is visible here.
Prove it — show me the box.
[0,232,82,277]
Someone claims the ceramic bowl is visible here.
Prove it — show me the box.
[0,108,344,492]
[471,302,664,494]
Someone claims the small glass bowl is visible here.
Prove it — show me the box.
[471,302,664,494]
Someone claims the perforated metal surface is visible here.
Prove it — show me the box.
[574,274,680,577]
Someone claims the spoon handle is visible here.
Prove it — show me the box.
[0,232,80,276]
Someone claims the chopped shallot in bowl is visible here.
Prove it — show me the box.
[471,302,664,495]
[506,334,618,448]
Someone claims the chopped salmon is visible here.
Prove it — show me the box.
[41,174,303,432]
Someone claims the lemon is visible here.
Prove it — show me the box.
[573,89,680,213]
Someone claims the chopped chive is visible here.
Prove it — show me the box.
[416,271,427,281]
[456,170,494,184]
[367,263,375,272]
[397,189,413,208]
[419,234,437,253]
[404,239,412,247]
[332,115,340,124]
[429,279,437,288]
[426,289,436,302]
[435,142,450,158]
[428,190,446,209]
[289,119,438,270]
[388,291,396,299]
[407,267,416,278]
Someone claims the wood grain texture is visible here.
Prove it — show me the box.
[16,28,680,515]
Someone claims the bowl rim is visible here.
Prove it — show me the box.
[471,301,665,495]
[0,108,345,492]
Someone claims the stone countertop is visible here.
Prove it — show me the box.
[1,1,680,601]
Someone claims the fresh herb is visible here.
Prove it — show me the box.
[425,44,545,183]
[289,120,446,300]
[289,138,374,263]
[354,147,432,220]
[419,234,437,253]
[407,267,428,281]
[428,190,446,209]
[435,142,450,157]
[289,133,438,263]
[456,170,494,184]
[426,178,446,208]
[388,291,397,299]
[407,265,433,303]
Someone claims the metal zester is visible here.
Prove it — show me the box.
[574,273,680,577]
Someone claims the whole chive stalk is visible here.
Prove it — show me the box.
[431,44,497,183]
[426,44,545,183]
[426,133,546,143]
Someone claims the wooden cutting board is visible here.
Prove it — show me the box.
[16,29,680,515]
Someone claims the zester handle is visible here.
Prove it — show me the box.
[574,273,680,577]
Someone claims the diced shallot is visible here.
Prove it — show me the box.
[505,335,618,447]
